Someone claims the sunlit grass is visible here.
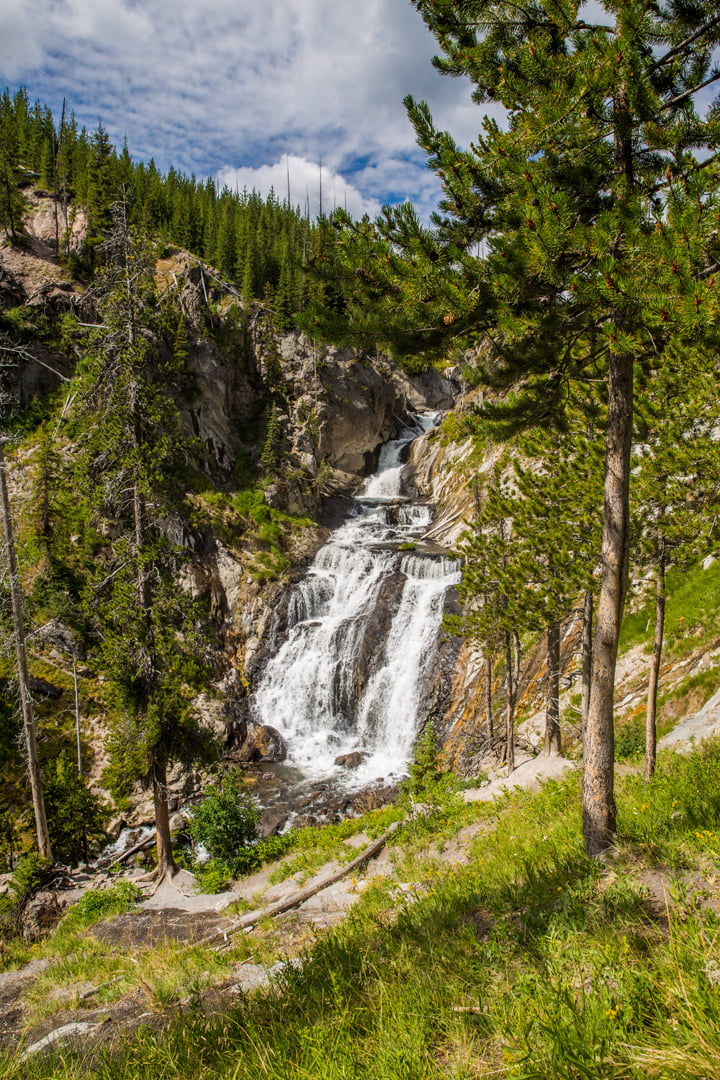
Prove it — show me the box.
[4,744,720,1079]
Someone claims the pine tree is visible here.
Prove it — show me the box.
[0,93,27,242]
[73,202,217,879]
[313,1,720,854]
[631,357,720,780]
[0,340,52,861]
[506,424,604,756]
[459,463,523,773]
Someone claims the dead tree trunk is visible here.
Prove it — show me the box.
[0,441,52,861]
[504,630,516,775]
[544,620,562,756]
[152,758,177,880]
[645,547,666,782]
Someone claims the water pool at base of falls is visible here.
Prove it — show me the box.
[251,412,461,786]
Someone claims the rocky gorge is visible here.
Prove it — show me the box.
[3,193,715,847]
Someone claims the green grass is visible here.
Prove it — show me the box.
[6,744,720,1079]
[619,557,720,656]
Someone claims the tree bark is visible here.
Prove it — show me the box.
[485,653,493,738]
[0,441,53,860]
[544,620,562,756]
[504,630,516,775]
[152,758,177,879]
[583,350,633,856]
[645,548,666,782]
[581,590,593,749]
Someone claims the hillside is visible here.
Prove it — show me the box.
[2,741,720,1077]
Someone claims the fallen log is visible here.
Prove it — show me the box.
[106,834,155,867]
[194,819,403,950]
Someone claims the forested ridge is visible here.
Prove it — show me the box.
[0,86,335,327]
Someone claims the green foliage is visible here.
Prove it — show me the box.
[268,804,404,885]
[403,720,443,796]
[43,752,109,865]
[615,718,645,761]
[620,559,720,657]
[58,880,142,935]
[0,851,52,940]
[0,86,326,324]
[188,771,260,872]
[192,833,295,893]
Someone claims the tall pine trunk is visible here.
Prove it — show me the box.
[504,630,516,775]
[0,442,52,860]
[582,80,634,857]
[645,547,666,782]
[583,349,632,855]
[581,590,593,749]
[544,620,562,756]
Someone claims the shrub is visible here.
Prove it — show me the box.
[188,771,260,872]
[615,717,645,760]
[59,880,142,934]
[43,751,110,865]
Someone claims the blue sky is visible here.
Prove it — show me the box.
[0,0,484,219]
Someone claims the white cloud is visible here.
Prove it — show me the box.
[0,0,484,215]
[216,155,381,220]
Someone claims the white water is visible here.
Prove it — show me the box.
[252,412,461,784]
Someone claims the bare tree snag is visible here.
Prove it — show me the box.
[645,548,666,782]
[0,440,53,861]
[544,621,561,756]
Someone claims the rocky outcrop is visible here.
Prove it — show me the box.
[229,721,288,764]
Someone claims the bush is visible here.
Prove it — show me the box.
[43,751,110,864]
[59,880,142,934]
[188,771,260,872]
[0,852,52,940]
[615,717,645,760]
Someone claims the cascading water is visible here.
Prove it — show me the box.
[252,413,461,784]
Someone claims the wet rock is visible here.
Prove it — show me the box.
[259,810,288,838]
[234,723,287,764]
[334,752,367,769]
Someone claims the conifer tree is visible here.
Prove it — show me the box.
[311,0,720,854]
[459,463,522,773]
[631,358,720,780]
[74,202,217,878]
[0,341,52,861]
[506,425,604,755]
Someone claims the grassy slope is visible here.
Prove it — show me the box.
[4,742,720,1080]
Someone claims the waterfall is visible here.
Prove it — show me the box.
[251,412,461,783]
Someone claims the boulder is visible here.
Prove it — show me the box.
[259,810,289,838]
[27,677,62,700]
[21,890,71,943]
[234,723,287,764]
[334,752,367,769]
